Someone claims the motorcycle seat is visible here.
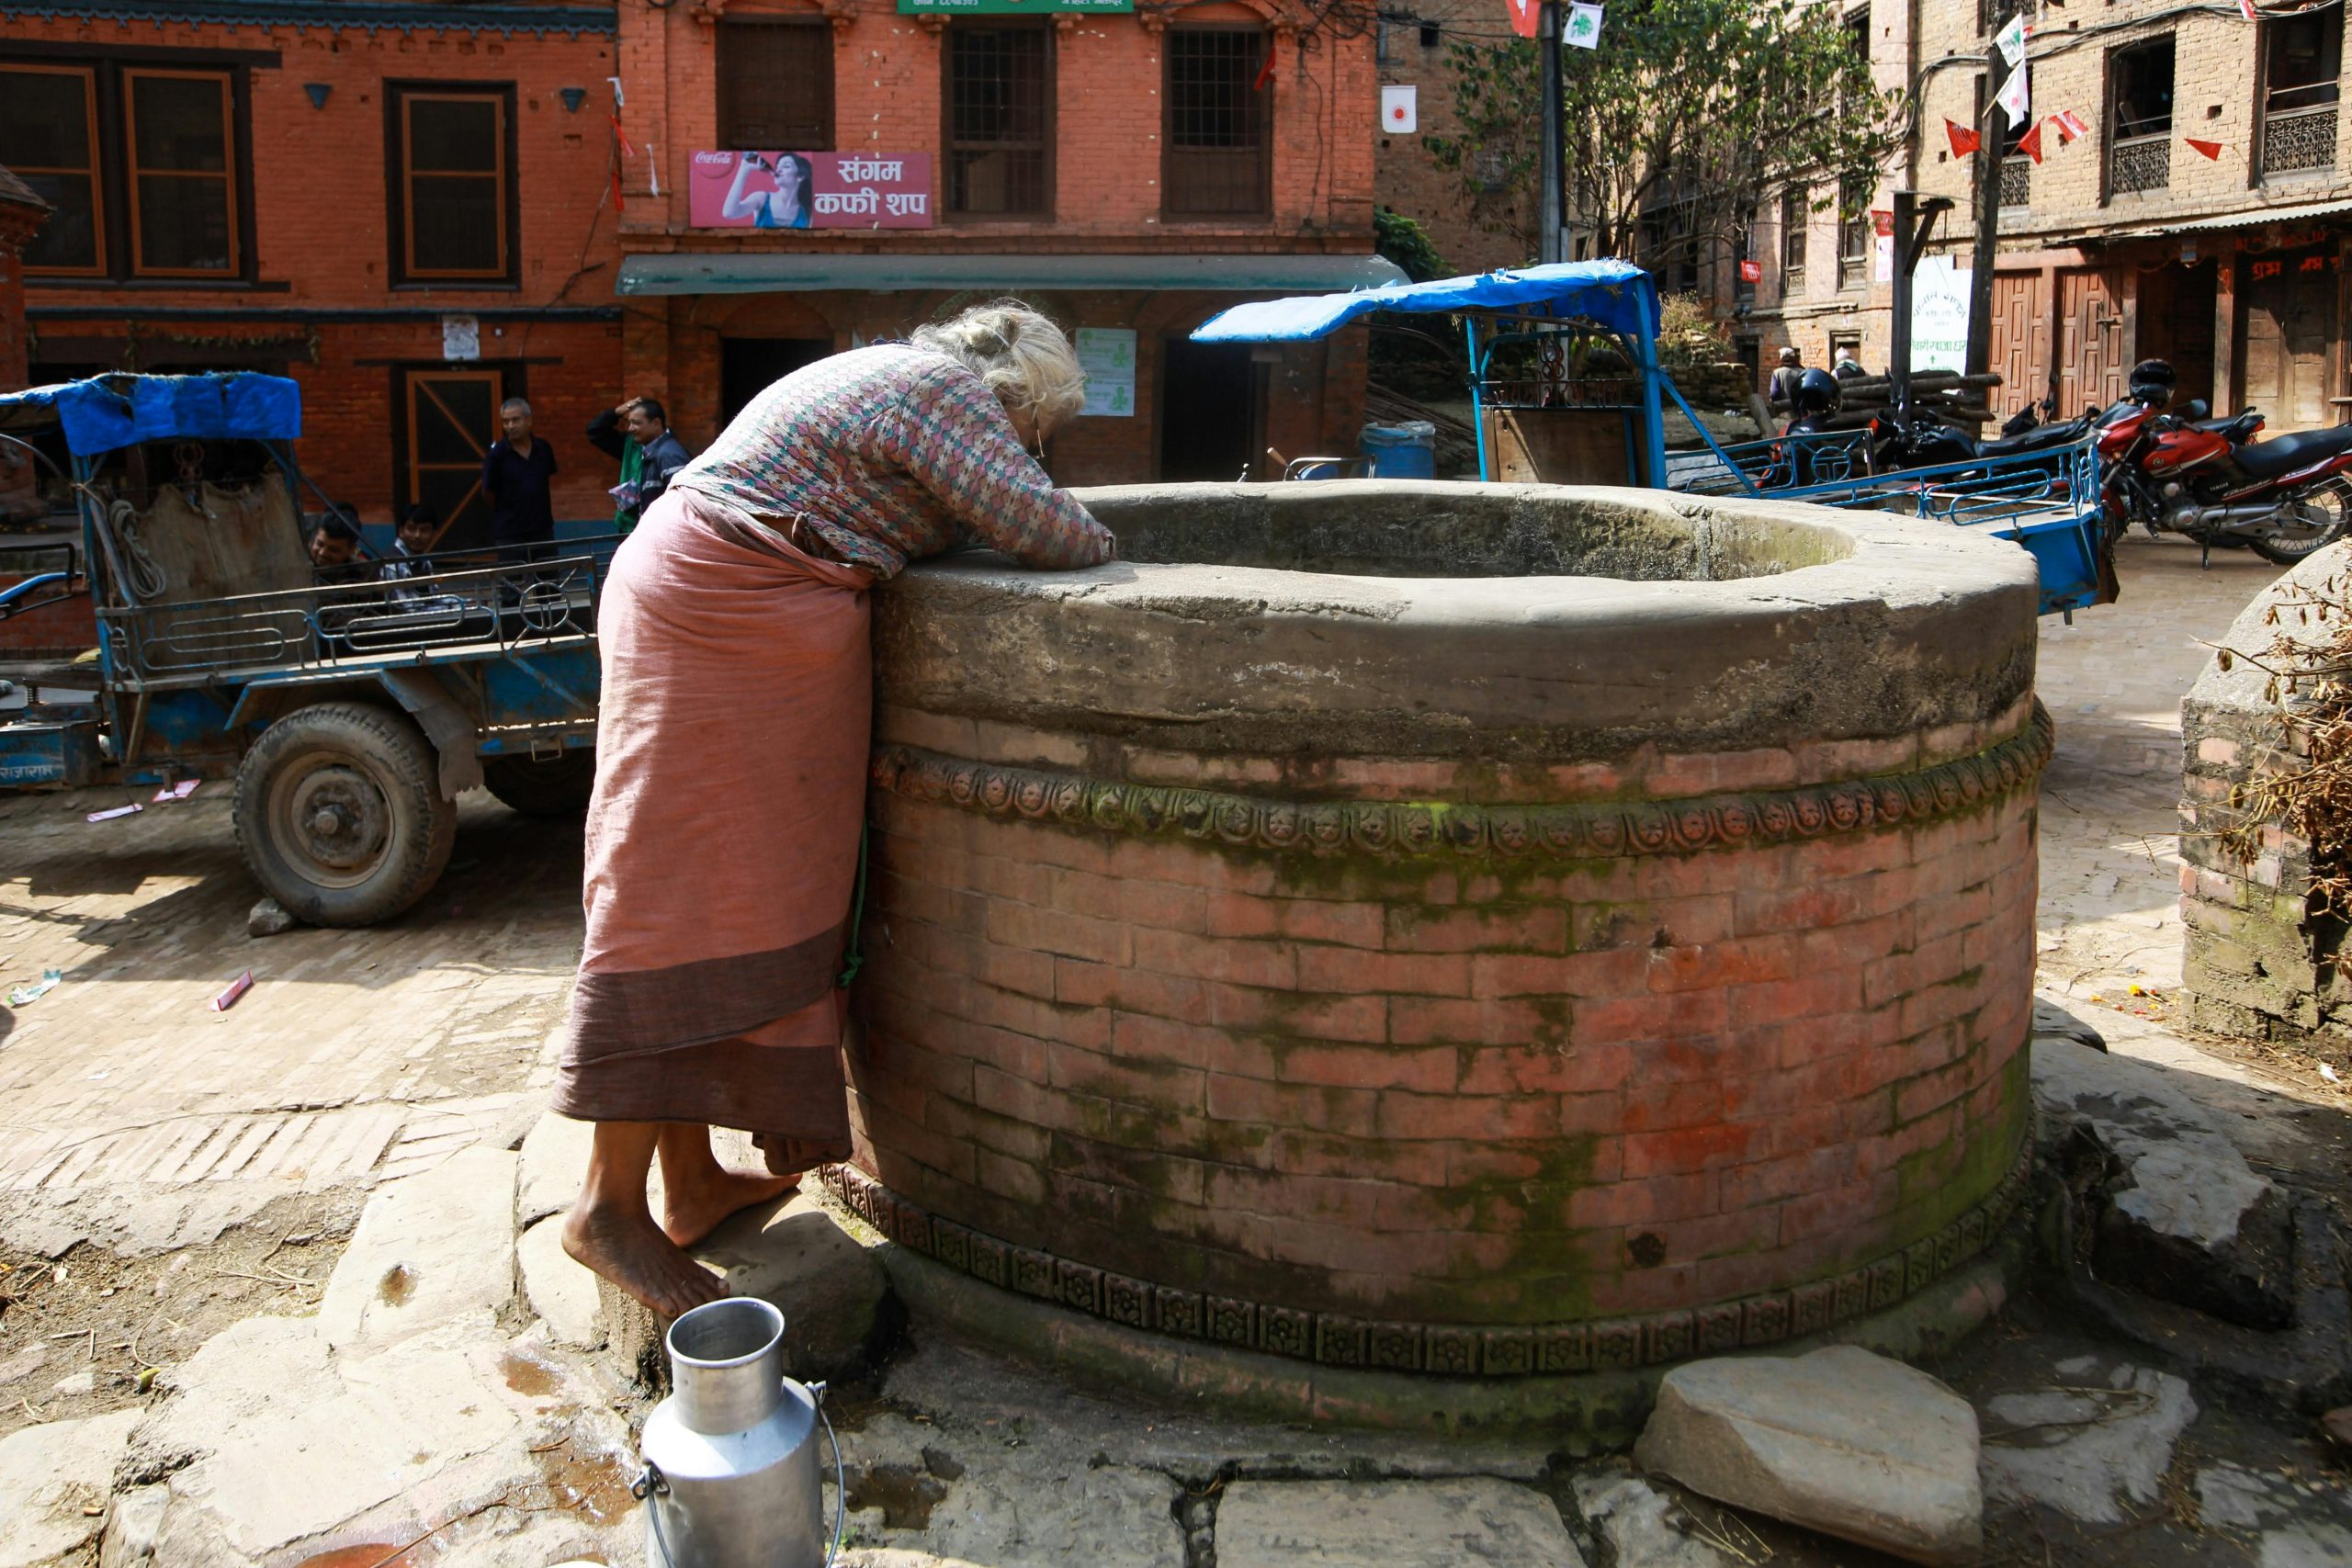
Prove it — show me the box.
[2233,423,2352,479]
[1978,417,2091,459]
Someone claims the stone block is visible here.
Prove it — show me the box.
[2036,1041,2295,1328]
[1633,1345,1982,1565]
[517,1215,603,1349]
[696,1193,889,1382]
[515,1110,594,1226]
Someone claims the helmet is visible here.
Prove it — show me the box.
[2127,358,2177,403]
[1793,367,1843,417]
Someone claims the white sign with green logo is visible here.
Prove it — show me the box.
[1077,328,1136,418]
[1563,2,1603,47]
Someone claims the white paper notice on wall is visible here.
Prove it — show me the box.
[1564,2,1603,48]
[1381,85,1418,134]
[1077,328,1136,418]
[1874,232,1894,285]
[1910,255,1971,373]
[441,314,481,362]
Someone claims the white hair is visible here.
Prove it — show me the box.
[910,299,1087,427]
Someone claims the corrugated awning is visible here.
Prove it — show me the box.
[616,253,1410,297]
[2106,196,2352,240]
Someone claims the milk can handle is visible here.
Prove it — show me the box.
[808,1380,847,1568]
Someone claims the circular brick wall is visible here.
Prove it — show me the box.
[836,480,2043,1387]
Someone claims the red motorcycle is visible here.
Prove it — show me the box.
[2101,395,2352,566]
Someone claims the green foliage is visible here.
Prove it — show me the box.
[1654,292,1733,367]
[1425,0,1904,270]
[1374,207,1452,284]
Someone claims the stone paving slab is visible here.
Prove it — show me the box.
[317,1145,517,1349]
[1213,1478,1584,1568]
[1979,1358,2197,1526]
[0,1407,141,1568]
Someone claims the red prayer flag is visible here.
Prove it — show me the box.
[2239,0,2259,19]
[1738,259,1763,284]
[2052,109,2088,143]
[2018,121,2044,164]
[2187,137,2224,160]
[1253,40,1277,90]
[1946,118,1983,157]
[1505,0,1538,39]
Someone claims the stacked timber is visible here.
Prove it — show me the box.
[1767,370,2005,431]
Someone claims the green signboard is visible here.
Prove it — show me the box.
[899,0,1132,12]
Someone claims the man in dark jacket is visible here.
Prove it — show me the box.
[586,396,694,535]
[481,398,558,556]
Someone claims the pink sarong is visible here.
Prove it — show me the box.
[554,487,872,1168]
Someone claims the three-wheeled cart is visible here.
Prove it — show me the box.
[1192,261,2116,617]
[0,372,606,925]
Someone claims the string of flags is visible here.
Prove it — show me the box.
[1941,0,2263,166]
[1947,113,2231,165]
[1501,0,1601,46]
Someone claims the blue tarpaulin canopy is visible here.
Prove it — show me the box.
[1189,260,1660,344]
[0,373,301,456]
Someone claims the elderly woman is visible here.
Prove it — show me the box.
[560,300,1115,1314]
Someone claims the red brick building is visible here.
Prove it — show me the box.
[613,0,1396,483]
[2,0,625,539]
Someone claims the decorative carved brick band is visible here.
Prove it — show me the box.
[870,704,2053,862]
[820,1128,2031,1377]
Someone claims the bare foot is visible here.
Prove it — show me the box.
[562,1200,726,1318]
[661,1166,799,1248]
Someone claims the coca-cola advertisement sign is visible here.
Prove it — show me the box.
[689,152,934,230]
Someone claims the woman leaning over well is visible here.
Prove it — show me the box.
[558,300,1116,1314]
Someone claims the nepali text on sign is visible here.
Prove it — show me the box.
[689,152,935,230]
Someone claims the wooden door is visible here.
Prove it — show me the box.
[1989,271,2049,419]
[400,367,504,548]
[2242,252,2335,429]
[2057,268,2127,417]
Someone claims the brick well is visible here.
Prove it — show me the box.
[835,480,2046,1381]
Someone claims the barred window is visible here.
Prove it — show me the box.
[391,87,511,281]
[1780,186,1807,289]
[1837,178,1870,288]
[944,22,1053,217]
[1164,28,1271,218]
[719,19,834,149]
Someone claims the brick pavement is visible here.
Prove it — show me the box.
[0,788,584,1250]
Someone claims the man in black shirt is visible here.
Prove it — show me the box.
[481,398,558,556]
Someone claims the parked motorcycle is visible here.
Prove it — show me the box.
[2099,394,2352,567]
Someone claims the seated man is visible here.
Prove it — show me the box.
[307,509,375,585]
[380,502,440,604]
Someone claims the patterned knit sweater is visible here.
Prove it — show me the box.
[671,344,1115,579]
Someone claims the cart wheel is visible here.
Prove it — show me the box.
[233,703,455,927]
[482,749,597,818]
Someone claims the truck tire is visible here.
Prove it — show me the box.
[482,749,597,818]
[233,702,455,927]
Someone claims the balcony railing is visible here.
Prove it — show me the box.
[1999,156,2030,209]
[2109,131,2171,195]
[2262,99,2340,178]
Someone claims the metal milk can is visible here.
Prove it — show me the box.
[636,1296,842,1568]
